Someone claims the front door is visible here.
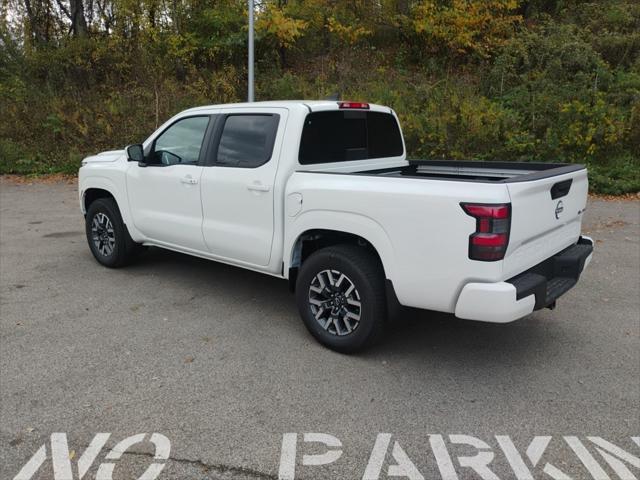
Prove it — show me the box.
[200,108,287,266]
[126,115,212,251]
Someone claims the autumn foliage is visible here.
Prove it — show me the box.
[1,0,638,193]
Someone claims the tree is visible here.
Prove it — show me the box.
[56,0,88,36]
[412,0,521,58]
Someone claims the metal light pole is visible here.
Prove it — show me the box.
[247,0,255,102]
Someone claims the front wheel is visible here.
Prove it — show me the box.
[295,245,387,353]
[85,198,139,268]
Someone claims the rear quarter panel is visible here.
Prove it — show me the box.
[284,172,512,313]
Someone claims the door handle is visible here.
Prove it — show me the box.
[181,176,198,185]
[247,183,270,192]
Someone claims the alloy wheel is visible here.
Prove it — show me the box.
[91,212,116,257]
[308,269,362,336]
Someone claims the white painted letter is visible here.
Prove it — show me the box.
[278,433,342,480]
[450,435,499,480]
[363,433,393,480]
[302,433,343,466]
[96,433,170,480]
[77,433,111,479]
[278,433,298,480]
[496,435,535,480]
[565,436,610,479]
[429,434,458,480]
[589,437,640,480]
[13,445,46,480]
[50,433,73,480]
[363,434,424,480]
[496,435,571,480]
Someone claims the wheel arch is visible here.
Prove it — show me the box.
[285,212,397,292]
[80,175,142,242]
[83,188,115,213]
[81,176,121,212]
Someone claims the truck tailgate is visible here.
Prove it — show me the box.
[503,168,589,279]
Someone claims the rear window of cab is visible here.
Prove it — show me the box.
[299,110,404,165]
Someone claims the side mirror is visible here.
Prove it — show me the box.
[126,144,145,163]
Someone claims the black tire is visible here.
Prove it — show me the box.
[295,244,387,353]
[85,198,139,268]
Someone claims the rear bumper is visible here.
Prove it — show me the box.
[454,236,593,323]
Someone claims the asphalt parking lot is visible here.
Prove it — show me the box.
[1,177,639,480]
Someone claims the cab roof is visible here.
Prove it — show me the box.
[184,100,393,114]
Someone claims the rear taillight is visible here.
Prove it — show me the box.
[461,203,511,261]
[338,101,370,110]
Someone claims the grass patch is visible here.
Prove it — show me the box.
[0,140,82,175]
[587,157,640,195]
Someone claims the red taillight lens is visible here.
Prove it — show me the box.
[461,203,511,261]
[461,204,510,219]
[338,101,370,110]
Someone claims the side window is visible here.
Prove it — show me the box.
[150,116,210,166]
[215,114,279,168]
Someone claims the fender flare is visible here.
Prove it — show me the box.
[80,175,143,241]
[284,210,397,283]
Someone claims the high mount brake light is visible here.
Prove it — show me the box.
[461,203,511,261]
[338,101,370,110]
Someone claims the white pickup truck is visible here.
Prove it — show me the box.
[79,100,593,352]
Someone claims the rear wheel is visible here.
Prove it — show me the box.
[296,245,387,353]
[85,198,139,268]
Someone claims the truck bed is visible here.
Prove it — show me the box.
[293,157,589,301]
[355,160,586,183]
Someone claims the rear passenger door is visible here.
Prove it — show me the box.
[200,108,287,266]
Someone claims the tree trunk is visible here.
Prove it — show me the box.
[69,0,88,36]
[23,0,47,44]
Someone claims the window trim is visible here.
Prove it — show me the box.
[206,113,280,168]
[144,115,215,167]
